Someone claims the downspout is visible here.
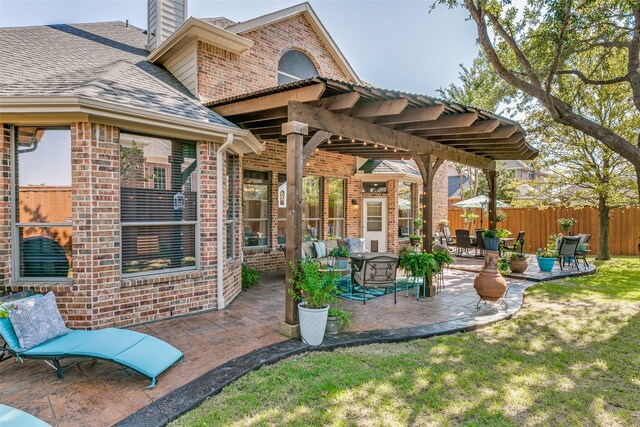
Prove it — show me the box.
[216,133,234,309]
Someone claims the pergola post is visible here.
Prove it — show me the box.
[484,169,498,230]
[414,155,443,296]
[280,120,308,338]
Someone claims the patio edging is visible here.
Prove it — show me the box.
[113,281,534,427]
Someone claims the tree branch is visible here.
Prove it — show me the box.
[546,0,574,94]
[628,5,640,112]
[556,70,629,85]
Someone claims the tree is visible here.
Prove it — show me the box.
[526,53,639,259]
[438,0,640,201]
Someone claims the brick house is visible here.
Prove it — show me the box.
[0,1,531,329]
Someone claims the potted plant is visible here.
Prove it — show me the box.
[399,248,440,297]
[413,212,424,233]
[325,306,352,335]
[536,248,556,272]
[329,246,351,269]
[498,257,510,275]
[507,242,528,273]
[482,230,500,251]
[289,259,339,346]
[432,249,454,269]
[557,217,577,232]
[408,234,421,246]
[461,212,479,224]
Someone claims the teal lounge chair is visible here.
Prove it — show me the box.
[0,291,183,388]
[0,404,52,427]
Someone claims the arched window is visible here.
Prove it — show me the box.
[277,50,318,85]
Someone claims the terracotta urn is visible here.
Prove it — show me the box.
[508,258,528,274]
[474,250,507,301]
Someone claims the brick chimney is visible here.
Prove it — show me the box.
[147,0,188,52]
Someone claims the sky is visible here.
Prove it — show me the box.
[0,0,479,96]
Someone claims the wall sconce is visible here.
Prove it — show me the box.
[351,199,359,208]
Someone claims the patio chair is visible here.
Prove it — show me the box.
[503,231,525,254]
[0,291,183,388]
[442,226,456,246]
[454,229,473,256]
[575,234,591,267]
[556,236,581,271]
[352,255,400,305]
[475,229,486,257]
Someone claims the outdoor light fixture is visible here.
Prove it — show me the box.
[351,199,358,206]
[351,138,355,143]
[384,146,388,150]
[394,148,397,152]
[339,135,343,140]
[363,141,367,146]
[327,139,332,144]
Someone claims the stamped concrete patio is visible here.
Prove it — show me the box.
[1,268,536,426]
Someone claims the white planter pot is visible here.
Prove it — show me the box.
[298,304,329,346]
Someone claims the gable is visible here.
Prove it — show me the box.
[197,13,354,102]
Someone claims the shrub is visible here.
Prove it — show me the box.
[327,307,352,328]
[241,264,260,290]
[288,259,339,309]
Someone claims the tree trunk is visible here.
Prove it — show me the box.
[635,164,640,204]
[596,195,611,260]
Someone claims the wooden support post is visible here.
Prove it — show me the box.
[280,120,308,338]
[414,155,444,296]
[484,169,498,230]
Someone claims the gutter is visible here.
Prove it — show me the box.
[216,133,234,309]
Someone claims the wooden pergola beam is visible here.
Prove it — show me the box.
[287,101,496,170]
[228,107,288,125]
[444,132,525,146]
[375,105,445,125]
[314,92,360,110]
[213,83,325,116]
[397,112,479,131]
[414,119,501,137]
[350,98,409,118]
[302,130,331,161]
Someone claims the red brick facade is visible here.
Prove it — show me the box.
[0,123,241,328]
[198,14,351,101]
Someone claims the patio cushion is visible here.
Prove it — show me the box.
[347,238,366,254]
[312,241,327,258]
[21,328,183,380]
[0,294,43,351]
[9,292,69,351]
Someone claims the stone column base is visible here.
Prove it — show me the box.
[279,321,300,338]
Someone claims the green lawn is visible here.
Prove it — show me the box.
[172,258,640,426]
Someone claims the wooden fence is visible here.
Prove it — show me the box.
[448,206,640,256]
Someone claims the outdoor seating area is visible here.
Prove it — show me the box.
[0,268,534,426]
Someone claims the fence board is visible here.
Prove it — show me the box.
[448,206,640,256]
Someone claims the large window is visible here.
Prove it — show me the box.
[226,154,239,260]
[277,49,319,85]
[303,176,321,240]
[327,178,345,238]
[14,127,72,280]
[398,182,413,238]
[243,170,269,247]
[120,134,197,276]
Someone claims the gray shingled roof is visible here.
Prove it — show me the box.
[358,159,420,176]
[0,21,235,128]
[200,17,237,29]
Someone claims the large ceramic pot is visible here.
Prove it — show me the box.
[508,258,528,274]
[474,250,507,301]
[537,257,555,272]
[336,258,349,269]
[483,237,500,251]
[298,304,329,346]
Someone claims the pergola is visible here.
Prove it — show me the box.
[207,77,538,336]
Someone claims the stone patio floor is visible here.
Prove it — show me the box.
[1,267,545,426]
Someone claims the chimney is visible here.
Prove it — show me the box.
[147,0,188,52]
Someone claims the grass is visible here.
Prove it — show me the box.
[172,258,640,426]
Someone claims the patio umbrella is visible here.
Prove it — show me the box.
[453,195,511,228]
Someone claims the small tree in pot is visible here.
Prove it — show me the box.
[289,260,339,346]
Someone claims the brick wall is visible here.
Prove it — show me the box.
[0,122,241,329]
[198,14,352,101]
[0,126,12,285]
